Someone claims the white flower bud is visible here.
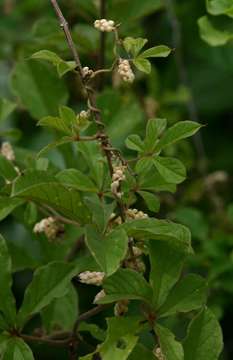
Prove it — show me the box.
[33,217,61,241]
[94,19,115,32]
[93,289,106,304]
[79,271,105,286]
[0,142,15,161]
[118,59,135,83]
[114,300,129,317]
[78,110,90,119]
[153,347,165,360]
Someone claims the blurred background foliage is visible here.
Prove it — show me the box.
[0,0,232,358]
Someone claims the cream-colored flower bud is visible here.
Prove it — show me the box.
[93,289,106,304]
[0,142,15,161]
[79,271,105,286]
[114,299,129,317]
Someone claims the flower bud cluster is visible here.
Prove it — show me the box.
[153,347,165,360]
[118,59,135,83]
[114,299,129,317]
[82,66,93,78]
[94,19,115,32]
[33,217,61,240]
[0,141,15,161]
[111,165,126,198]
[126,208,148,220]
[79,271,105,286]
[93,289,106,304]
[125,257,146,273]
[78,110,91,120]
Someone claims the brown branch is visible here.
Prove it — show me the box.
[73,304,109,336]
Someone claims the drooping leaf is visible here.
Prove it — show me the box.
[0,235,16,327]
[133,57,151,74]
[37,137,73,158]
[84,196,115,232]
[125,134,144,152]
[156,121,202,151]
[141,45,171,58]
[17,261,79,327]
[0,197,24,221]
[128,343,155,360]
[198,16,233,46]
[149,241,187,308]
[57,169,98,192]
[81,317,141,360]
[31,50,76,77]
[155,324,184,360]
[153,156,186,184]
[85,226,128,276]
[0,98,16,123]
[206,0,233,17]
[1,337,34,360]
[183,308,223,360]
[158,274,207,317]
[97,268,153,304]
[144,118,167,152]
[0,155,18,181]
[11,61,68,120]
[79,322,106,342]
[121,218,192,253]
[137,191,160,212]
[12,170,90,223]
[123,37,148,57]
[41,283,78,333]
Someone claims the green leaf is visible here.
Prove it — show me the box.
[12,170,89,223]
[198,16,233,46]
[79,322,106,341]
[11,61,68,120]
[31,50,76,77]
[125,134,144,152]
[0,235,16,327]
[144,118,167,152]
[141,45,171,58]
[0,98,16,123]
[121,218,192,253]
[85,226,128,276]
[149,241,186,308]
[128,344,155,360]
[138,167,176,193]
[159,274,207,317]
[133,57,151,74]
[81,317,141,360]
[1,337,34,360]
[38,115,72,135]
[84,196,114,232]
[0,197,24,221]
[0,155,18,181]
[137,191,160,212]
[183,308,223,360]
[206,0,233,17]
[153,156,186,184]
[17,261,79,327]
[56,169,98,192]
[155,324,184,360]
[24,202,38,225]
[37,137,73,158]
[41,283,78,333]
[97,268,153,304]
[156,121,202,151]
[123,37,148,57]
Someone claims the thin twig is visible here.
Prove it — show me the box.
[73,304,109,336]
[164,0,207,175]
[21,333,70,347]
